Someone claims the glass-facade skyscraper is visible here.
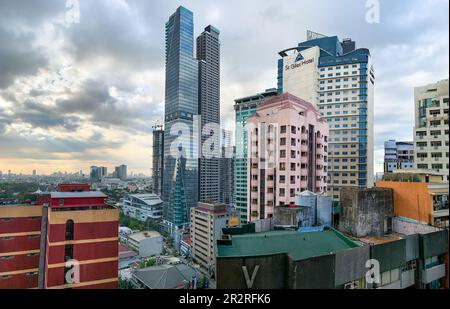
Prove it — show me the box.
[162,6,199,234]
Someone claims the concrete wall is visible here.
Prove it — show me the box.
[334,246,370,287]
[317,195,332,226]
[340,188,393,237]
[404,234,420,262]
[377,181,432,224]
[393,217,440,235]
[370,239,406,273]
[289,254,336,289]
[419,230,449,259]
[216,254,288,289]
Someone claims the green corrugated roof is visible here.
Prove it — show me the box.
[217,229,358,261]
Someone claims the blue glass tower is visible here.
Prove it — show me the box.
[162,6,199,234]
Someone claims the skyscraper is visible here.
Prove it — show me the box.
[152,124,164,197]
[234,88,278,223]
[197,25,221,203]
[413,79,449,181]
[162,6,199,235]
[115,165,127,181]
[277,31,375,204]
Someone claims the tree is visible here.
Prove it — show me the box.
[139,257,157,269]
[118,278,134,289]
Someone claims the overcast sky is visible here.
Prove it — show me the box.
[0,0,448,176]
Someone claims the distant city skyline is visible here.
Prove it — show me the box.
[0,0,448,175]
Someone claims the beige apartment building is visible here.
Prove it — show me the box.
[190,202,238,277]
[413,79,449,182]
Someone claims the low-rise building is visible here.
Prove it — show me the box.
[273,191,332,229]
[190,202,239,277]
[127,231,163,258]
[0,184,119,289]
[131,264,196,289]
[377,171,449,228]
[122,193,163,222]
[216,220,449,289]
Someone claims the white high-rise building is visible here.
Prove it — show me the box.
[278,32,375,203]
[413,79,449,181]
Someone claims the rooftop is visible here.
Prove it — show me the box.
[132,264,196,289]
[217,228,358,261]
[125,193,163,206]
[129,231,162,241]
[50,191,107,198]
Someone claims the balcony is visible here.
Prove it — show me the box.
[421,264,446,284]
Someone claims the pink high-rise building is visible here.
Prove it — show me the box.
[247,93,329,222]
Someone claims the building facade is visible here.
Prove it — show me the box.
[0,184,119,289]
[277,31,375,203]
[127,231,163,258]
[90,166,107,183]
[246,93,329,222]
[377,171,449,228]
[413,79,449,181]
[384,140,414,173]
[219,145,235,207]
[234,88,278,223]
[190,202,238,277]
[152,125,164,197]
[162,6,199,234]
[122,194,163,222]
[216,220,448,289]
[114,165,127,181]
[197,25,221,203]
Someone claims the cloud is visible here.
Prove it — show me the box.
[0,0,448,175]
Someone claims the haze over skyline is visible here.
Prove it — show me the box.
[0,0,448,175]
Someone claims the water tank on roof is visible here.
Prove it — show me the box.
[296,191,317,208]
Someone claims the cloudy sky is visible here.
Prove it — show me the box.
[0,0,448,176]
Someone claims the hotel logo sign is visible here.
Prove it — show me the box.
[286,52,314,71]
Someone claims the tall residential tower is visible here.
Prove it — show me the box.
[413,79,449,181]
[234,88,278,223]
[197,25,221,203]
[246,93,329,221]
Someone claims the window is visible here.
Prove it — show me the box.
[65,220,74,241]
[64,244,73,262]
